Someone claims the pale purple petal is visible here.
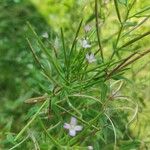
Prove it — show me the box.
[70,117,77,125]
[86,53,96,63]
[89,53,96,61]
[63,123,71,129]
[90,53,95,59]
[84,25,91,32]
[69,129,76,137]
[81,39,91,48]
[74,125,83,131]
[86,54,90,60]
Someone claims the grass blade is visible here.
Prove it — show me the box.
[27,22,68,83]
[119,30,150,49]
[15,100,48,141]
[114,0,122,23]
[95,0,104,61]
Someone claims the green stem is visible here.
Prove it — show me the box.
[38,118,62,148]
[27,38,60,86]
[56,104,99,130]
[95,0,104,61]
[15,100,48,141]
[68,20,83,80]
[129,6,150,19]
[69,20,83,58]
[106,48,150,80]
[119,31,150,49]
[122,17,149,37]
[61,28,68,78]
[27,22,68,84]
[114,0,122,24]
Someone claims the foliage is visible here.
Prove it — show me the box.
[0,0,52,148]
[0,0,150,149]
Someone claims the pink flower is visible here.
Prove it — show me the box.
[81,39,91,48]
[84,25,92,32]
[86,53,96,63]
[64,117,83,137]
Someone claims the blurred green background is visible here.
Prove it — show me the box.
[0,0,150,149]
[0,0,51,146]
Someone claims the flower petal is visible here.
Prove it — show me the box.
[88,146,93,150]
[69,129,76,137]
[70,117,77,125]
[84,44,91,48]
[81,39,91,48]
[63,123,71,129]
[84,25,91,32]
[86,54,90,59]
[74,125,83,131]
[86,53,96,63]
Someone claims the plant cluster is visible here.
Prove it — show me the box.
[6,0,150,149]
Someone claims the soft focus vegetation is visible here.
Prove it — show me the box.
[0,0,150,149]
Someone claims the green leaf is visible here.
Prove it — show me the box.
[124,21,137,27]
[119,140,141,150]
[15,100,48,141]
[100,82,108,101]
[6,134,15,144]
[118,0,127,5]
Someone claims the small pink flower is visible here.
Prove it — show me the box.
[86,53,96,63]
[84,25,92,32]
[64,117,83,137]
[81,39,91,48]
